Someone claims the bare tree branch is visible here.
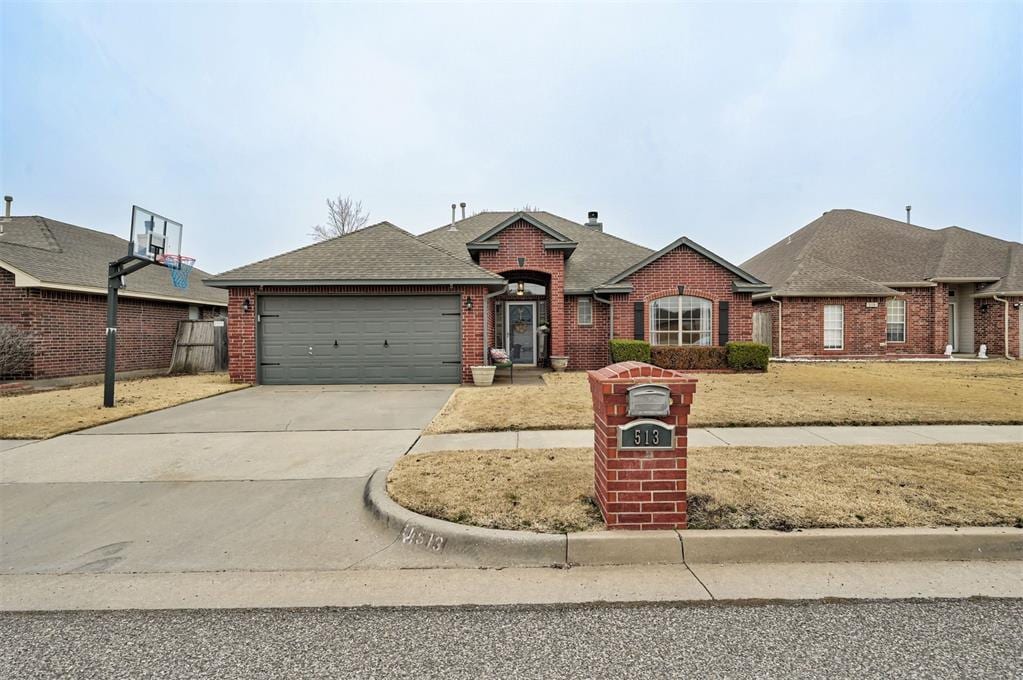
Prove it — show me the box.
[310,195,370,241]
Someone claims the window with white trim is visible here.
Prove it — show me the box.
[823,305,844,350]
[650,295,712,345]
[577,297,593,326]
[886,298,906,343]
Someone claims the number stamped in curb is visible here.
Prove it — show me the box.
[401,524,447,552]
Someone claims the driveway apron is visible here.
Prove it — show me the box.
[0,385,454,575]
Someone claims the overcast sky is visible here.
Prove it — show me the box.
[2,2,1020,275]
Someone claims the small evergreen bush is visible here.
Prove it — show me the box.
[726,341,770,371]
[608,339,651,363]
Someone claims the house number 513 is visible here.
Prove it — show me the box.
[635,428,659,446]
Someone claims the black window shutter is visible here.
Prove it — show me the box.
[718,301,730,345]
[634,301,644,340]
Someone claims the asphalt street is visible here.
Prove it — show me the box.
[3,599,1021,679]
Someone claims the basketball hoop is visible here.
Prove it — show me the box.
[157,254,195,289]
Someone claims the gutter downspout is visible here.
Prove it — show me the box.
[483,288,505,363]
[992,295,1013,359]
[770,296,783,357]
[593,293,614,363]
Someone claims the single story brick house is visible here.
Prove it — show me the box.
[0,211,226,380]
[741,209,1023,359]
[206,210,769,384]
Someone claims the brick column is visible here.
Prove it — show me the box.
[587,361,697,530]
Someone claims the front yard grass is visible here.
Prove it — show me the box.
[387,443,1023,533]
[0,374,249,439]
[426,361,1023,433]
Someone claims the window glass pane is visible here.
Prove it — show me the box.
[823,305,844,349]
[577,298,592,325]
[680,296,711,345]
[651,298,679,343]
[494,302,504,349]
[651,296,711,345]
[506,282,546,296]
[886,299,906,342]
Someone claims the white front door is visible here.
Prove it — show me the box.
[948,302,958,351]
[506,301,537,365]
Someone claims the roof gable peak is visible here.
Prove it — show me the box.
[603,235,766,288]
[468,211,574,245]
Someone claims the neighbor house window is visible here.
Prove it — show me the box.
[886,298,906,343]
[823,305,844,350]
[650,295,712,345]
[577,298,593,326]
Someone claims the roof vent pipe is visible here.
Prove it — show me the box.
[586,210,603,232]
[4,195,11,218]
[448,203,457,231]
[460,202,466,220]
[905,205,912,224]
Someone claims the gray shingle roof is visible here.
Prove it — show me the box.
[420,211,654,293]
[741,209,1021,298]
[980,243,1023,296]
[206,221,505,286]
[0,215,226,305]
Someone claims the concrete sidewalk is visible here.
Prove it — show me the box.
[411,424,1023,452]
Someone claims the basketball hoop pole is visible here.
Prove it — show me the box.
[103,255,154,408]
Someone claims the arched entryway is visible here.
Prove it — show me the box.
[492,270,551,366]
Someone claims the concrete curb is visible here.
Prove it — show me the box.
[363,469,566,568]
[366,469,1023,567]
[681,527,1023,564]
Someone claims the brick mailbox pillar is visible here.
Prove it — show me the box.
[587,361,698,530]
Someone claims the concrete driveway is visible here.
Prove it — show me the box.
[0,385,454,575]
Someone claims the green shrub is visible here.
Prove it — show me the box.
[651,345,728,370]
[726,341,770,371]
[608,339,651,363]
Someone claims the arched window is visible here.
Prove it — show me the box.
[650,296,712,346]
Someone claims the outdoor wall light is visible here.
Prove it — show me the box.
[980,304,989,313]
[242,298,251,313]
[465,296,473,310]
[516,282,525,296]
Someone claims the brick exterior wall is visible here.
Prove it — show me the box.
[608,244,754,353]
[477,221,567,357]
[754,285,951,358]
[564,295,611,370]
[225,284,486,384]
[0,268,220,380]
[975,295,1022,358]
[588,362,696,530]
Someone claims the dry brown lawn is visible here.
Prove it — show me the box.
[0,374,248,439]
[426,361,1023,433]
[387,443,1023,533]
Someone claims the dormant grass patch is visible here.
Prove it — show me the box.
[0,374,248,439]
[387,443,1023,533]
[426,361,1023,434]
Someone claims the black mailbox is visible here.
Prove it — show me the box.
[626,383,671,417]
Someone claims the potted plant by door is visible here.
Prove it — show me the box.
[549,356,569,372]
[471,364,496,386]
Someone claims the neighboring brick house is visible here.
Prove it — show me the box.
[0,213,226,380]
[741,209,1023,359]
[206,210,768,385]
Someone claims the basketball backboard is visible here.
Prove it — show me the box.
[129,205,182,263]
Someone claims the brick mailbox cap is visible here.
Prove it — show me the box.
[587,361,697,382]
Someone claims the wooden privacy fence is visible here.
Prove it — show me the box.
[752,311,772,353]
[169,319,228,373]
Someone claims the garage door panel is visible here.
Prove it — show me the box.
[258,295,461,384]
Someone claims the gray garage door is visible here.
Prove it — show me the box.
[258,296,461,384]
